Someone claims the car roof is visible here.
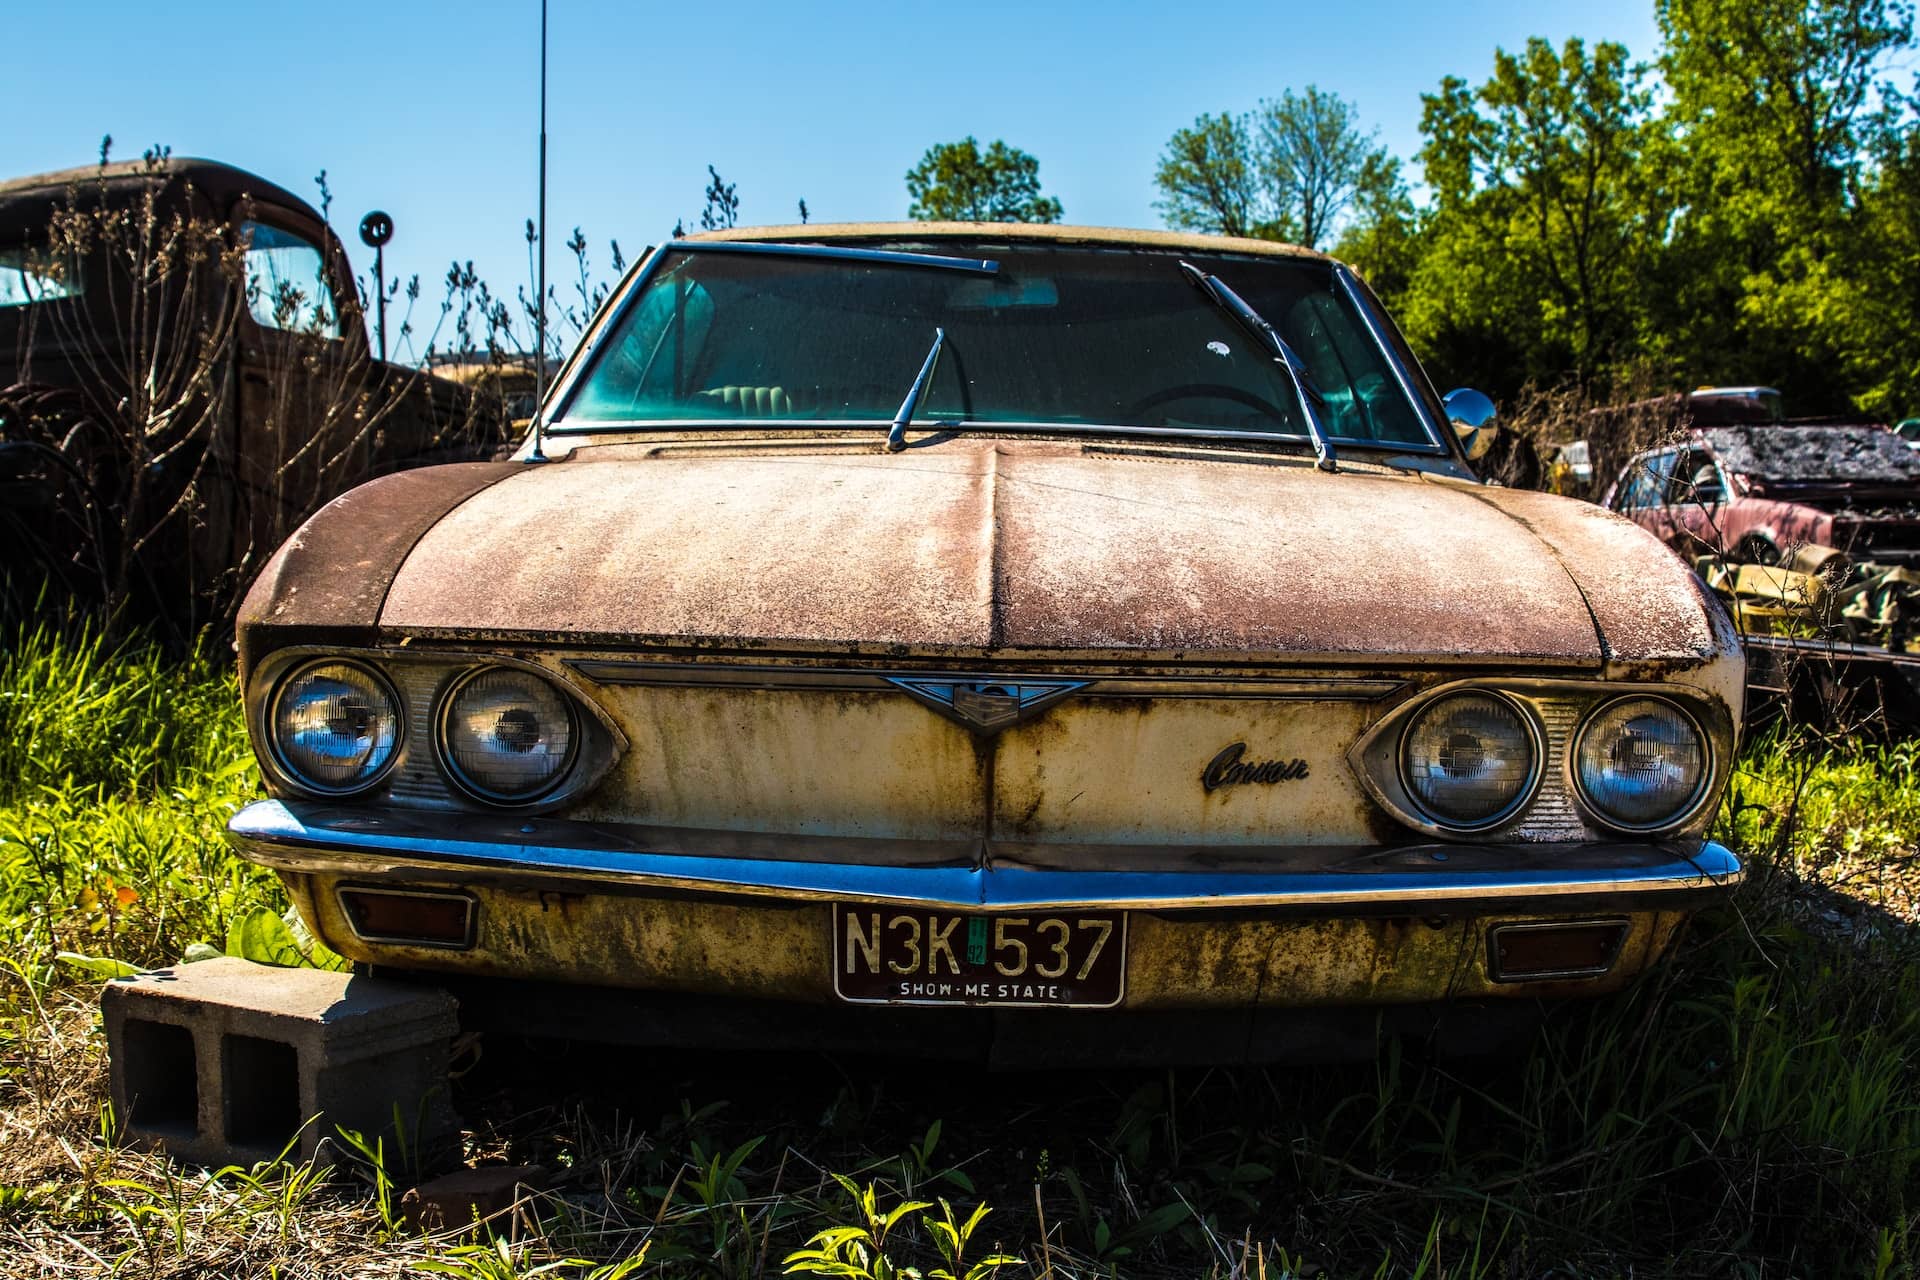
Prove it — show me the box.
[686,221,1329,262]
[0,157,318,220]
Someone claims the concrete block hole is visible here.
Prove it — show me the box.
[121,1019,196,1138]
[222,1034,301,1150]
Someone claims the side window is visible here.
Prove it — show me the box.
[566,275,714,418]
[1667,449,1724,505]
[1617,450,1676,510]
[242,221,340,338]
[0,246,81,307]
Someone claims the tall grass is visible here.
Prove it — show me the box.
[1,630,1917,1277]
[0,623,276,983]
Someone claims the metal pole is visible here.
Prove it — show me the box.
[358,211,394,363]
[529,0,550,461]
[374,243,386,362]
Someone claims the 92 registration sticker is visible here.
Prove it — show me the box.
[831,906,1127,1007]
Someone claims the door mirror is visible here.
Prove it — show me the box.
[1443,387,1498,461]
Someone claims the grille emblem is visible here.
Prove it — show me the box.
[885,677,1090,732]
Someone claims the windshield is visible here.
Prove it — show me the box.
[554,242,1439,450]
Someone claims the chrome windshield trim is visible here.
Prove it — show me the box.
[545,416,1448,454]
[1333,265,1453,457]
[230,799,1743,913]
[565,661,1404,700]
[662,239,1002,274]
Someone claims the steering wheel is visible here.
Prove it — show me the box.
[1124,383,1293,424]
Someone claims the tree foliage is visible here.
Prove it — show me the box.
[905,138,1063,223]
[1152,87,1382,248]
[1293,0,1919,415]
[1257,87,1377,248]
[1407,38,1664,386]
[1153,113,1259,237]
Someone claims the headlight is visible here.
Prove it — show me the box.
[1574,697,1707,830]
[1400,692,1539,829]
[269,660,402,795]
[438,667,577,802]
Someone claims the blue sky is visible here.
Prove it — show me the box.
[6,0,1659,359]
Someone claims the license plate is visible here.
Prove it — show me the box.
[832,906,1126,1007]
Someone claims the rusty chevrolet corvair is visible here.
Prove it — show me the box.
[225,224,1744,1063]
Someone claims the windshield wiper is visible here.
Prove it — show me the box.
[1177,261,1337,471]
[886,327,945,452]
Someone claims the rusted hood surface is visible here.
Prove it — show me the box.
[377,441,1718,664]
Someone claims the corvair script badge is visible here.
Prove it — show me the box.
[1202,742,1310,793]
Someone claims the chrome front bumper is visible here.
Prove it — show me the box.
[228,799,1741,915]
[227,800,1741,1009]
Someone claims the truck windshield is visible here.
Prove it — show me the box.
[553,243,1438,450]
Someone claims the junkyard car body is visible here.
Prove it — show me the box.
[1606,419,1920,724]
[227,225,1745,1062]
[1605,421,1920,568]
[0,158,512,626]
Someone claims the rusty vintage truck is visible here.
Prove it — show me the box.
[0,157,512,629]
[224,224,1745,1063]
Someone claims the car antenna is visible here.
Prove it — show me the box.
[527,0,551,464]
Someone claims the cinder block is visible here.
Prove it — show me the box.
[102,957,460,1169]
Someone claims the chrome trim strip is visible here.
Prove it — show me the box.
[230,799,1743,913]
[545,416,1448,454]
[565,661,1404,700]
[663,239,1001,275]
[1334,265,1451,455]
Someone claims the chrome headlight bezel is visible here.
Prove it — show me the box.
[245,647,625,812]
[1394,690,1544,833]
[264,658,406,798]
[434,664,583,805]
[1349,677,1735,843]
[1570,694,1713,835]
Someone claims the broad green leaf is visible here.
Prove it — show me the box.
[55,951,141,979]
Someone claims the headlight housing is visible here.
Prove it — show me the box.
[268,660,402,795]
[1399,692,1539,830]
[438,666,578,803]
[1574,697,1707,831]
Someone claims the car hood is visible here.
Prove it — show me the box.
[359,439,1724,668]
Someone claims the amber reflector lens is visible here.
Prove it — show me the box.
[340,889,475,948]
[1487,921,1628,982]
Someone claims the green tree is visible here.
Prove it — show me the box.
[1151,87,1383,247]
[905,138,1063,223]
[1403,38,1663,393]
[1330,152,1422,303]
[1653,0,1914,409]
[1153,112,1259,237]
[1255,87,1377,248]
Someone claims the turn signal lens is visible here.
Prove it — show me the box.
[1400,692,1538,829]
[1575,697,1706,830]
[268,661,401,795]
[439,667,577,802]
